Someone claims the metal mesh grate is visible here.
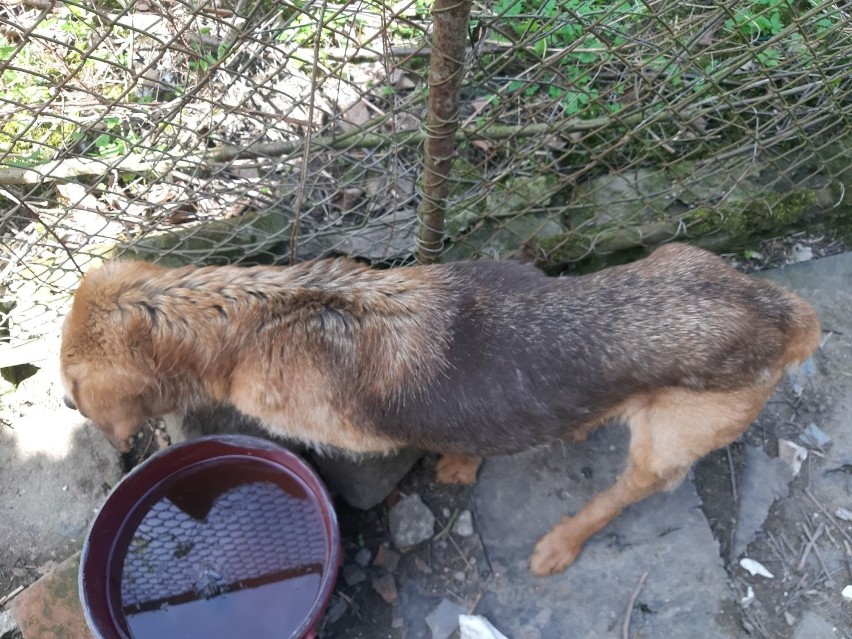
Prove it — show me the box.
[1,0,851,353]
[121,478,327,611]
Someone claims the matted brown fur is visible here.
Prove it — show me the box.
[59,243,820,575]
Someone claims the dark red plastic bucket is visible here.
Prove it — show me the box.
[79,435,340,639]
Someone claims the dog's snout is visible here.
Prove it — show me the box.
[63,395,77,411]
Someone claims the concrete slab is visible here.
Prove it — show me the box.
[0,354,120,593]
[470,425,736,639]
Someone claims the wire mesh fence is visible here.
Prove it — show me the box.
[1,0,851,351]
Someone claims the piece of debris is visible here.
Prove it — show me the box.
[453,510,475,537]
[835,507,852,522]
[0,610,19,639]
[790,244,814,263]
[36,559,58,576]
[842,585,852,601]
[342,564,367,587]
[733,446,793,558]
[799,422,831,450]
[459,614,511,639]
[740,558,774,579]
[778,439,808,476]
[389,494,436,548]
[426,599,467,639]
[453,570,466,583]
[324,597,348,624]
[372,574,398,604]
[354,547,372,567]
[787,357,816,397]
[374,545,400,572]
[784,611,796,626]
[740,585,755,608]
[414,557,433,574]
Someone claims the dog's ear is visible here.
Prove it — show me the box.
[71,366,154,453]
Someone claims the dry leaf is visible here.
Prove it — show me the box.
[472,139,494,154]
[333,187,365,212]
[342,100,373,130]
[390,69,416,90]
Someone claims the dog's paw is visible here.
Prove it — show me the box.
[529,526,580,576]
[435,454,482,485]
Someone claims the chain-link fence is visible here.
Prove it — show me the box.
[1,0,851,352]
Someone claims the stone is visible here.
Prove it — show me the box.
[389,494,436,548]
[425,598,467,639]
[371,574,398,604]
[453,510,475,537]
[733,445,793,558]
[311,448,424,510]
[799,422,831,450]
[374,545,400,572]
[354,547,372,568]
[9,553,89,639]
[793,611,836,639]
[342,564,367,587]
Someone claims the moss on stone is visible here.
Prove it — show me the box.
[686,190,818,238]
[527,186,827,271]
[534,232,590,266]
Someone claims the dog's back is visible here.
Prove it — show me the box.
[359,243,819,455]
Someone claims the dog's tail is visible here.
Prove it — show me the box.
[777,288,821,368]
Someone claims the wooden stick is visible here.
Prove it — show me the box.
[622,570,649,639]
[0,584,24,607]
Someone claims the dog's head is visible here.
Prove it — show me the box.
[60,261,176,452]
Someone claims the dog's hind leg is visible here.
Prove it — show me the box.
[529,384,775,576]
[435,454,482,485]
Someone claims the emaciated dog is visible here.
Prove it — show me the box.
[59,243,820,575]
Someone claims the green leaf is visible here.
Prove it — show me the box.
[769,11,783,33]
[496,0,523,17]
